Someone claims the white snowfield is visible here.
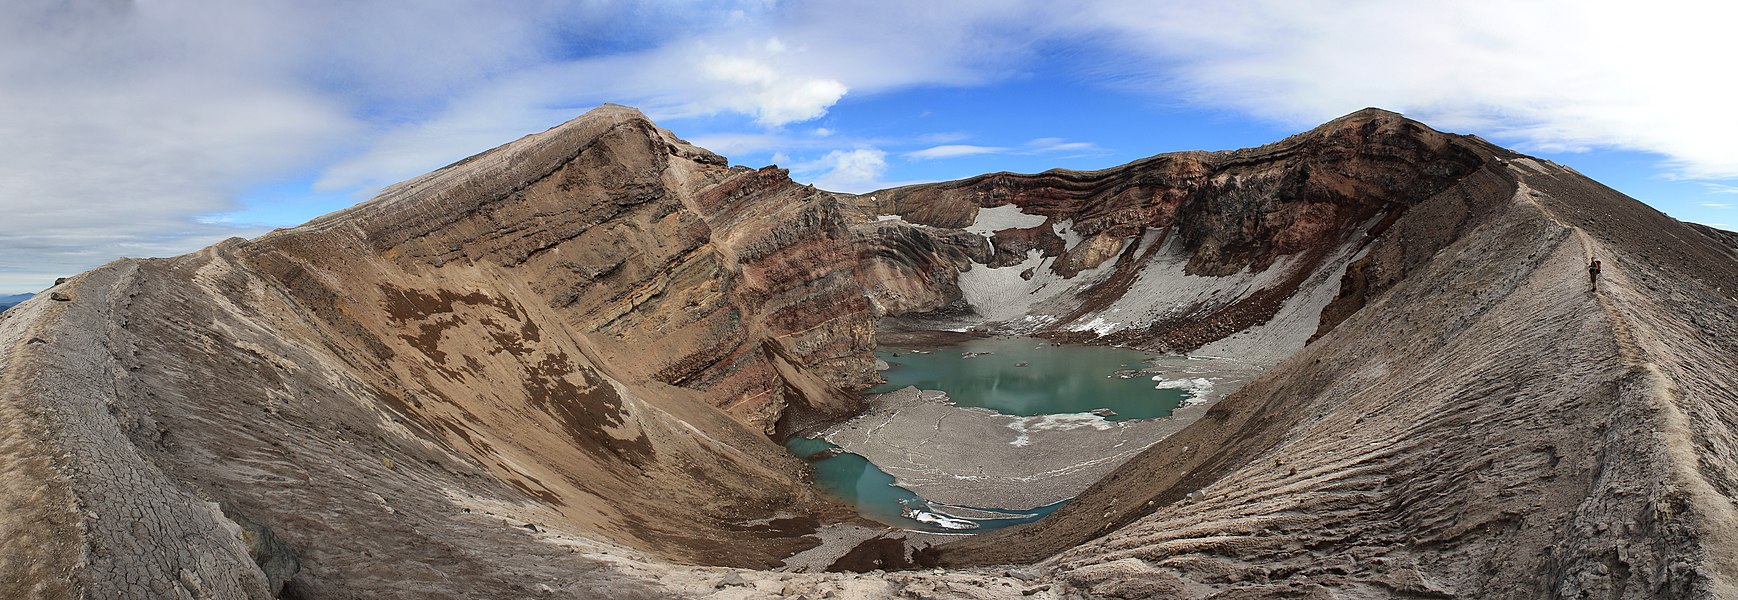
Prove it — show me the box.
[950,203,1372,366]
[964,203,1048,236]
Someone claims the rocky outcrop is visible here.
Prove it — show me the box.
[0,105,877,598]
[922,154,1738,599]
[846,109,1489,357]
[6,104,1737,599]
[256,104,876,434]
[851,221,990,316]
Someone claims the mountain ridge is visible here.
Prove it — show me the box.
[921,148,1738,599]
[3,105,1735,598]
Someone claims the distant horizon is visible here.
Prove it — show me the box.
[2,1,1735,295]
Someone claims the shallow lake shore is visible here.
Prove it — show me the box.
[815,352,1265,510]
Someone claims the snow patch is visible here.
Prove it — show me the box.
[1195,222,1372,363]
[1006,412,1116,446]
[1153,376,1215,403]
[1509,157,1554,175]
[1053,219,1083,248]
[965,203,1047,236]
[902,505,979,530]
[957,249,1045,323]
[1072,316,1121,336]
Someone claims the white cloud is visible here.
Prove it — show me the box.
[904,138,1103,160]
[1067,0,1738,179]
[683,133,791,158]
[917,132,974,144]
[906,144,1009,160]
[1702,203,1734,209]
[699,54,848,126]
[803,149,890,193]
[314,35,866,192]
[1704,184,1738,195]
[0,0,864,291]
[1023,138,1104,155]
[9,0,1738,293]
[0,1,356,291]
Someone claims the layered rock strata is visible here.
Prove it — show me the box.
[923,152,1738,600]
[848,109,1489,360]
[0,105,878,598]
[3,105,1736,599]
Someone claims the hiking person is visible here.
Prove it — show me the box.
[1588,258,1602,288]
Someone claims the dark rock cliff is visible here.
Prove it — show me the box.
[847,109,1491,353]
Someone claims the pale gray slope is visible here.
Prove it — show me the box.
[929,159,1738,599]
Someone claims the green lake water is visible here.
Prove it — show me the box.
[869,336,1186,420]
[792,336,1189,532]
[785,435,1062,532]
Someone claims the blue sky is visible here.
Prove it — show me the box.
[1,1,1734,294]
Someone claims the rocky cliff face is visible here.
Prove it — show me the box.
[4,105,1736,599]
[847,109,1489,360]
[922,154,1738,599]
[0,105,879,598]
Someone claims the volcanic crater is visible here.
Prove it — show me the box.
[3,104,1736,599]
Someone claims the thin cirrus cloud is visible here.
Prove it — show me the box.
[905,138,1105,160]
[905,145,1009,160]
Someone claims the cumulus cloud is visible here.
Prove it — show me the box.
[0,1,356,289]
[804,149,891,193]
[313,34,866,192]
[0,0,1072,292]
[700,54,847,126]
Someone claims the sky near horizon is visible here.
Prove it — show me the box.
[1,0,1735,294]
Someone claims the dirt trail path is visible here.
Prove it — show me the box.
[1515,173,1738,597]
[0,299,84,599]
[1514,178,1642,362]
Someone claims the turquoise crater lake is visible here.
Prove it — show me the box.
[785,435,1062,532]
[793,336,1195,531]
[869,336,1186,420]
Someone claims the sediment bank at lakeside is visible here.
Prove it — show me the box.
[814,355,1263,510]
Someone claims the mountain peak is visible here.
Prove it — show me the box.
[1307,106,1418,134]
[280,103,723,246]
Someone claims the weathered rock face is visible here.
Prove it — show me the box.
[256,105,876,434]
[5,104,1737,600]
[851,221,991,316]
[922,154,1738,599]
[0,105,878,598]
[846,109,1488,358]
